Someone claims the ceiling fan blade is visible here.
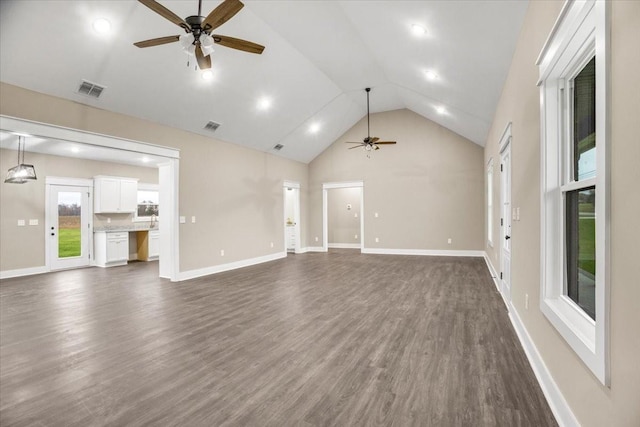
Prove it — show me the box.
[369,137,379,143]
[373,141,397,145]
[195,45,212,69]
[134,35,180,48]
[203,0,244,32]
[349,145,365,150]
[138,0,189,30]
[345,141,363,144]
[212,34,265,54]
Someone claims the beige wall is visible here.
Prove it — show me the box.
[0,83,309,273]
[328,187,361,245]
[484,1,640,426]
[309,108,484,251]
[0,149,157,270]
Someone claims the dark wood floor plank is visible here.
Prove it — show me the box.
[1,252,557,426]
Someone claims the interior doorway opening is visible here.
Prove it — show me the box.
[322,181,364,252]
[283,181,301,254]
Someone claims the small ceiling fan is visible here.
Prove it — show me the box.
[134,0,265,70]
[345,87,396,155]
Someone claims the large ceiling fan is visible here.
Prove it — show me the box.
[345,88,396,155]
[134,0,265,70]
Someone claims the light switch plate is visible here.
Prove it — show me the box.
[17,219,25,226]
[191,216,196,223]
[29,219,38,226]
[179,216,186,224]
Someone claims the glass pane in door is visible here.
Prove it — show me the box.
[58,192,82,258]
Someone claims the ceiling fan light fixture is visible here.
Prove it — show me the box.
[425,70,438,80]
[411,24,427,36]
[201,35,215,56]
[92,18,111,35]
[180,33,195,50]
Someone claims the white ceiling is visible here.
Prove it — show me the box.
[0,0,528,164]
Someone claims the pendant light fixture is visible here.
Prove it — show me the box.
[4,136,37,184]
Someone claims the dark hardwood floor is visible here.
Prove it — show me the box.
[0,251,557,426]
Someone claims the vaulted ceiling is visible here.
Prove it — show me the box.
[0,1,528,164]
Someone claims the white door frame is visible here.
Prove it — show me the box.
[1,115,181,282]
[499,123,512,305]
[322,181,364,252]
[283,180,301,254]
[45,177,94,271]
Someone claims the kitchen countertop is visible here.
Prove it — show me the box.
[94,224,159,232]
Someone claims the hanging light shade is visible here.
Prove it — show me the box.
[179,33,195,55]
[200,34,215,57]
[4,136,37,184]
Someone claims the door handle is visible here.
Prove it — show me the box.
[505,235,511,240]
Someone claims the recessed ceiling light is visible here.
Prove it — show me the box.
[71,147,80,153]
[142,157,150,163]
[309,123,320,134]
[425,70,438,80]
[411,24,427,36]
[436,106,446,115]
[92,18,111,35]
[257,97,271,110]
[201,70,214,80]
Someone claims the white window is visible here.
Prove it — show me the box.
[135,183,159,221]
[487,158,494,247]
[537,0,609,385]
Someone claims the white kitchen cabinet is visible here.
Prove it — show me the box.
[94,176,138,213]
[286,225,296,251]
[149,230,160,259]
[94,231,129,267]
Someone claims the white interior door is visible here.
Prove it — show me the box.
[48,184,91,270]
[283,181,301,254]
[500,142,512,302]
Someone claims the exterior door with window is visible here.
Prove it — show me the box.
[500,141,512,303]
[48,184,91,270]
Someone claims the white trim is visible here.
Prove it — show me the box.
[483,253,500,292]
[0,116,180,159]
[362,248,485,257]
[498,122,512,152]
[509,307,580,427]
[538,0,609,385]
[0,266,48,280]
[328,243,361,249]
[322,181,364,253]
[177,251,286,281]
[283,180,300,189]
[283,182,301,255]
[305,246,326,253]
[45,176,94,187]
[158,159,179,281]
[487,158,494,248]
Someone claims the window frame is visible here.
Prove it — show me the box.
[134,183,160,222]
[487,158,494,248]
[537,0,610,385]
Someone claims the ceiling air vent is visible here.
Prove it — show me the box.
[273,144,284,151]
[77,80,105,98]
[204,121,221,132]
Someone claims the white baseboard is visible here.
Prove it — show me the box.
[483,253,501,292]
[361,248,485,257]
[178,251,286,281]
[0,266,48,280]
[328,243,361,249]
[305,246,326,252]
[508,307,580,427]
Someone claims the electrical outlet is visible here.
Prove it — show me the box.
[107,217,111,224]
[354,234,358,239]
[354,212,358,218]
[374,212,379,218]
[375,237,379,243]
[315,236,319,242]
[525,294,529,310]
[447,238,452,244]
[270,242,274,248]
[220,249,224,256]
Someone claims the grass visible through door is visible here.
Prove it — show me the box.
[58,215,81,258]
